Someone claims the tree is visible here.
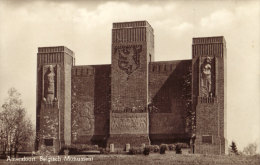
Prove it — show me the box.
[230,141,239,155]
[243,143,257,155]
[0,88,34,157]
[175,144,182,154]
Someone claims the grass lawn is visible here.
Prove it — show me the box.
[1,152,260,165]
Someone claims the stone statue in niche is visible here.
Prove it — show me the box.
[45,65,55,103]
[201,57,212,97]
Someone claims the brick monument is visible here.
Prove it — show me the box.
[36,21,227,154]
[36,47,74,154]
[107,21,153,147]
[192,37,227,154]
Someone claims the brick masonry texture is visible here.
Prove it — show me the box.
[36,21,226,155]
[71,65,110,147]
[149,60,191,144]
[39,102,59,154]
[192,37,227,154]
[108,21,154,147]
[36,46,74,153]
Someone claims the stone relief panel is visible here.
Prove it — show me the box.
[115,45,142,75]
[110,113,148,134]
[112,106,147,113]
[71,101,94,140]
[200,57,215,97]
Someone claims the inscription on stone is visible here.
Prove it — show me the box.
[202,135,213,144]
[44,138,53,146]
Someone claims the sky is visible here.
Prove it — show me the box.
[0,0,259,152]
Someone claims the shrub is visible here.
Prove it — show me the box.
[144,145,160,153]
[59,144,76,155]
[143,147,150,156]
[145,145,156,153]
[79,144,95,151]
[168,144,175,151]
[129,148,137,155]
[145,145,152,152]
[58,144,101,155]
[75,144,100,151]
[161,144,169,150]
[68,147,79,155]
[160,144,168,154]
[174,143,189,148]
[99,148,109,154]
[93,145,99,150]
[153,145,160,153]
[175,144,182,154]
[129,147,143,155]
[58,148,64,155]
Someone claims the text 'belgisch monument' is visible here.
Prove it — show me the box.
[36,21,227,155]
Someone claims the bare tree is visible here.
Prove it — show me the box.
[0,88,34,157]
[13,113,33,156]
[243,143,258,155]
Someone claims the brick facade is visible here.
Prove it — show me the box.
[149,60,191,144]
[192,37,227,154]
[36,21,226,155]
[36,46,74,153]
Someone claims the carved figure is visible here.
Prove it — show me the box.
[71,101,93,135]
[111,117,147,133]
[116,45,142,75]
[201,57,212,97]
[46,65,55,103]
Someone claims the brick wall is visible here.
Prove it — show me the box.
[71,65,110,147]
[71,66,95,144]
[39,102,59,154]
[93,65,110,146]
[111,21,153,114]
[148,60,191,144]
[111,43,148,112]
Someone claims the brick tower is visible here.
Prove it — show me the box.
[36,46,74,153]
[192,36,227,154]
[108,21,154,148]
